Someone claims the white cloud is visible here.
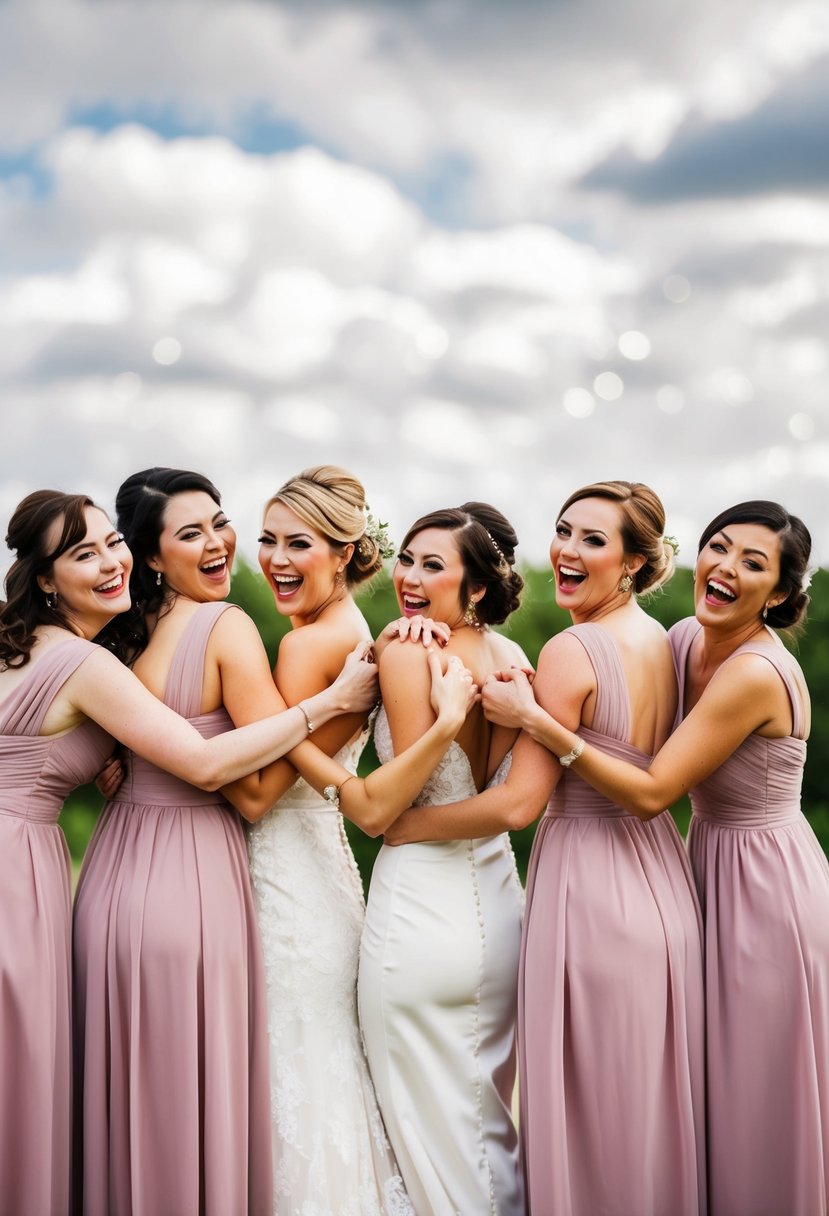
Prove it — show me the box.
[0,3,828,573]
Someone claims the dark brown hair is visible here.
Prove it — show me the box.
[0,490,99,666]
[399,502,523,625]
[697,500,812,631]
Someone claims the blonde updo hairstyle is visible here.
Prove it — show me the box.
[558,480,675,595]
[266,465,383,588]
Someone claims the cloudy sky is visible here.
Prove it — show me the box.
[1,0,827,575]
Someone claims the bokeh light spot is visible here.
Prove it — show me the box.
[619,330,651,361]
[594,371,624,401]
[153,337,181,366]
[563,387,595,418]
[662,274,691,303]
[789,412,815,441]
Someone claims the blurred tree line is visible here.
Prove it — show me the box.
[63,562,829,887]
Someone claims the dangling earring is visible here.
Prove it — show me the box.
[464,599,480,628]
[155,570,163,587]
[335,567,345,591]
[762,603,769,621]
[45,591,57,610]
[618,571,633,594]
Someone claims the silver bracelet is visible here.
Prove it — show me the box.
[559,737,584,767]
[297,701,314,736]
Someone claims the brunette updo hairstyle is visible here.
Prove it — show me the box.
[100,467,223,661]
[0,490,99,667]
[558,480,675,595]
[697,500,812,631]
[266,465,383,587]
[399,502,523,626]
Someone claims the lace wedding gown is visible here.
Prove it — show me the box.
[247,726,412,1216]
[358,709,525,1216]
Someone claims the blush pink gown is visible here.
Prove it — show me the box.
[72,603,272,1216]
[519,623,706,1216]
[674,617,829,1216]
[0,639,113,1216]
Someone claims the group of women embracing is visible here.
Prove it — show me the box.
[0,463,825,1216]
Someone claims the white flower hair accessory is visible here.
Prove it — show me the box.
[360,509,395,562]
[801,567,814,593]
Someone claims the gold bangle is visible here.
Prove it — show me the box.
[297,702,314,736]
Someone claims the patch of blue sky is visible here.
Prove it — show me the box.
[0,149,53,196]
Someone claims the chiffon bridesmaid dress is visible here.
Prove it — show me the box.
[359,709,525,1216]
[73,602,272,1216]
[0,639,112,1216]
[519,623,706,1216]
[675,617,829,1216]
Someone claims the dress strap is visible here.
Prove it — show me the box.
[566,623,629,741]
[163,602,240,718]
[0,637,99,737]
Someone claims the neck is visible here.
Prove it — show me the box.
[696,616,767,667]
[569,593,637,626]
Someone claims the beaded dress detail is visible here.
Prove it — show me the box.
[358,708,525,1216]
[247,724,412,1216]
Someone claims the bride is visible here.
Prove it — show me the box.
[221,467,475,1215]
[358,502,528,1216]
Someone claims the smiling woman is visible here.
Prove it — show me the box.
[70,467,384,1216]
[483,499,829,1216]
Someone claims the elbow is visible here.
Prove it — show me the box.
[230,798,271,824]
[347,806,387,839]
[625,790,667,821]
[505,800,544,832]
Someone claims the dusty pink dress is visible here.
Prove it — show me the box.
[0,639,113,1216]
[72,603,272,1216]
[674,617,829,1216]
[519,623,706,1216]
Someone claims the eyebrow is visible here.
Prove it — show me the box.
[173,512,225,537]
[559,516,610,539]
[718,529,770,561]
[66,533,117,555]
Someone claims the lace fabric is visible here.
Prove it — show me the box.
[247,727,413,1216]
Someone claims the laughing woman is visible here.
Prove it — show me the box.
[490,501,828,1216]
[385,482,706,1216]
[0,489,373,1216]
[72,468,380,1216]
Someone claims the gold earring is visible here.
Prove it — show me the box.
[464,599,480,628]
[618,572,633,594]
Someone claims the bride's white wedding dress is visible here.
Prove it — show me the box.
[247,727,412,1216]
[358,709,525,1216]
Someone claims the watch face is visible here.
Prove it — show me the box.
[323,784,339,804]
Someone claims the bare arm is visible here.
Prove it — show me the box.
[508,652,796,819]
[382,632,588,843]
[291,650,477,836]
[63,645,374,792]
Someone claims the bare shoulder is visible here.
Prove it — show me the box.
[716,647,793,693]
[378,635,432,677]
[489,631,529,669]
[280,614,369,677]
